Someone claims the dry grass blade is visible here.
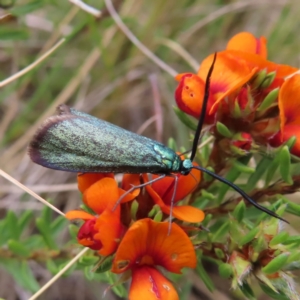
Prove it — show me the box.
[1,48,101,171]
[158,38,200,72]
[28,247,89,300]
[104,0,178,77]
[0,169,65,217]
[69,0,102,17]
[0,38,66,88]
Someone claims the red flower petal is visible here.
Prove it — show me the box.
[226,32,267,58]
[231,133,253,151]
[77,218,103,250]
[129,266,179,300]
[112,218,197,274]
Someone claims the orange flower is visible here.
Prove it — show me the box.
[175,73,215,122]
[78,173,139,206]
[112,219,196,300]
[66,177,125,255]
[66,173,144,255]
[226,32,267,58]
[225,49,297,79]
[77,173,114,193]
[82,177,121,212]
[269,74,300,156]
[129,266,179,300]
[175,51,258,119]
[225,32,296,78]
[66,210,124,256]
[175,32,297,122]
[142,167,205,223]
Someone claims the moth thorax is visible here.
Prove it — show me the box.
[180,159,193,175]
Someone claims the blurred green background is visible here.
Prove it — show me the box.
[0,0,299,299]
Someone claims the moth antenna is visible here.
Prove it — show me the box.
[193,166,288,223]
[190,52,217,162]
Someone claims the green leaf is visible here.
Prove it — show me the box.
[0,259,39,293]
[95,256,114,273]
[218,263,232,278]
[214,248,225,259]
[23,234,45,250]
[202,214,212,227]
[216,122,233,138]
[259,284,289,300]
[265,154,280,186]
[6,211,20,240]
[233,100,242,118]
[285,136,296,150]
[211,221,229,242]
[286,251,300,264]
[232,160,255,174]
[69,224,79,240]
[245,157,271,192]
[50,216,68,235]
[10,0,44,16]
[285,199,300,217]
[46,260,59,274]
[153,211,163,222]
[0,219,9,246]
[167,137,177,152]
[0,0,15,9]
[0,27,29,40]
[218,156,251,203]
[18,210,34,232]
[252,69,267,89]
[7,239,31,257]
[262,253,289,274]
[41,205,52,224]
[279,146,293,185]
[79,256,99,267]
[111,282,128,298]
[239,282,256,300]
[196,263,215,292]
[84,266,95,280]
[200,190,216,201]
[261,71,276,89]
[269,232,289,246]
[58,260,77,277]
[239,227,260,246]
[232,200,246,222]
[36,218,57,249]
[173,106,197,131]
[282,236,300,246]
[257,88,279,111]
[19,261,40,292]
[203,166,215,182]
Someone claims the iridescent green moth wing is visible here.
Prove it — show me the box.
[28,105,181,174]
